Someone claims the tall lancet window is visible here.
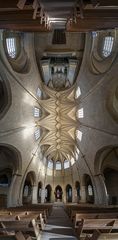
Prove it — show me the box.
[56,161,61,170]
[6,38,17,58]
[64,159,70,169]
[48,159,53,169]
[102,36,114,58]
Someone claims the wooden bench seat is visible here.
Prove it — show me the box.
[75,218,118,240]
[0,210,47,221]
[74,213,118,227]
[75,218,117,239]
[75,218,118,230]
[0,219,41,239]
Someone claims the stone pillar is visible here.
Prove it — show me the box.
[8,174,22,207]
[61,187,64,203]
[80,185,86,203]
[63,188,66,203]
[41,188,45,203]
[94,174,108,205]
[51,188,55,202]
[72,188,77,203]
[32,185,38,204]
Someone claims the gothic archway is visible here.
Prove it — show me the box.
[104,168,118,205]
[94,146,118,205]
[22,171,36,204]
[45,184,52,202]
[37,181,42,203]
[75,181,81,202]
[83,174,94,204]
[54,185,63,201]
[66,184,72,202]
[0,144,22,207]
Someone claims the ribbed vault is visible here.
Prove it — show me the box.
[36,84,78,161]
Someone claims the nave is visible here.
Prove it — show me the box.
[0,2,118,240]
[0,203,118,240]
[41,203,77,240]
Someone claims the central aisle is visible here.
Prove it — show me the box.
[41,203,77,240]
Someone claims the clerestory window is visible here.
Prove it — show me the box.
[102,36,114,58]
[6,38,17,59]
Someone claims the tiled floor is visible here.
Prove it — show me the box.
[41,203,77,240]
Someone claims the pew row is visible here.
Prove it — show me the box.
[75,218,118,240]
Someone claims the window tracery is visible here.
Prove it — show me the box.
[102,36,114,58]
[56,161,62,170]
[48,159,53,169]
[6,38,17,59]
[34,128,40,140]
[64,159,70,169]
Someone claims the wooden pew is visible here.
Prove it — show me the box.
[0,221,14,236]
[29,219,40,239]
[71,210,118,222]
[37,213,45,230]
[0,210,47,222]
[76,219,116,239]
[75,218,118,232]
[74,213,118,227]
[0,203,52,238]
[75,218,84,239]
[0,218,41,238]
[75,214,98,227]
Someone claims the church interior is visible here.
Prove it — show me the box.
[0,0,118,239]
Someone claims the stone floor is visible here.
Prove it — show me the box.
[40,202,78,240]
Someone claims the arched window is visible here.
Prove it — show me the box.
[75,86,81,99]
[71,157,75,166]
[34,107,40,117]
[6,37,17,59]
[4,31,30,74]
[66,184,72,202]
[48,159,53,169]
[37,88,41,98]
[92,31,98,38]
[76,130,82,141]
[23,185,29,197]
[38,188,42,197]
[76,147,80,155]
[64,159,70,169]
[56,161,61,170]
[77,108,84,118]
[34,128,40,140]
[88,185,93,196]
[102,36,114,58]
